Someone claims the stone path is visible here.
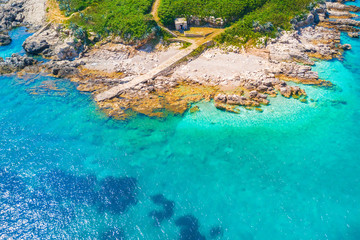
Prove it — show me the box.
[95,42,199,101]
[151,0,178,37]
[95,0,223,102]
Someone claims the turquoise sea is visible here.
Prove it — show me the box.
[1,4,360,239]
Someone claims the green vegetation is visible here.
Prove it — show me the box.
[57,0,157,42]
[158,0,268,26]
[57,0,323,46]
[159,0,323,45]
[217,0,322,45]
[180,41,192,49]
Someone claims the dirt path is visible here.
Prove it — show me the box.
[151,0,178,37]
[46,0,69,23]
[151,0,161,22]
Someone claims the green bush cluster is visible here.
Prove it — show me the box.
[159,0,321,45]
[217,0,319,45]
[57,0,157,42]
[57,0,322,45]
[158,0,268,27]
[57,0,94,16]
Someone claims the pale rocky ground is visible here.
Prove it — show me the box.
[167,25,336,90]
[172,49,271,86]
[82,42,183,75]
[22,0,46,28]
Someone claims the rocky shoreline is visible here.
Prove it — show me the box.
[0,0,359,119]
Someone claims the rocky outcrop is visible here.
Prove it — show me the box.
[267,26,341,63]
[22,39,49,54]
[0,1,25,31]
[0,0,45,31]
[326,2,360,12]
[322,18,360,27]
[0,54,37,74]
[53,40,79,60]
[22,24,82,60]
[0,32,11,46]
[0,0,28,45]
[43,60,83,78]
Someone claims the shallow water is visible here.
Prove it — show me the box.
[1,8,360,240]
[0,27,32,59]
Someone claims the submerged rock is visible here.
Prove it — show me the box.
[340,44,352,50]
[175,215,206,240]
[210,226,224,238]
[149,194,175,226]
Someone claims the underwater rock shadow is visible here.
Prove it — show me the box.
[149,194,175,226]
[97,176,137,214]
[175,215,206,240]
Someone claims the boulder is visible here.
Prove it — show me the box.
[280,87,292,98]
[258,93,268,99]
[54,44,78,60]
[23,39,50,55]
[44,60,81,78]
[214,94,227,103]
[257,84,269,92]
[0,32,11,46]
[56,67,79,78]
[227,95,242,105]
[249,90,259,99]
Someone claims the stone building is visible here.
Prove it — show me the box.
[175,18,188,31]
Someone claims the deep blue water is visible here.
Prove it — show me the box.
[1,12,360,240]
